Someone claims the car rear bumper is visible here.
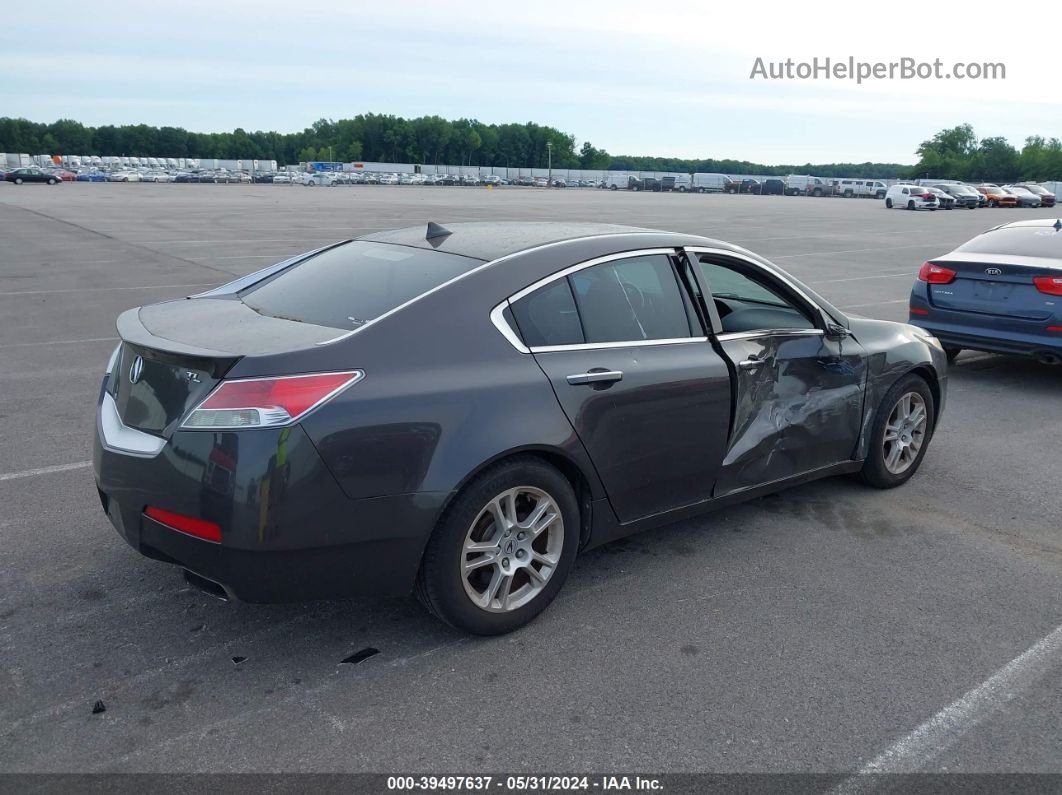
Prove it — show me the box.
[910,317,1062,358]
[93,414,446,602]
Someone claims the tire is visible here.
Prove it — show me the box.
[844,190,854,198]
[678,186,687,192]
[812,188,823,197]
[415,456,580,635]
[610,185,617,191]
[859,374,935,489]
[907,200,916,210]
[885,198,893,208]
[944,346,962,364]
[14,178,22,185]
[47,178,57,185]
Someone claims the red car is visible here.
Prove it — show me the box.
[976,184,1017,208]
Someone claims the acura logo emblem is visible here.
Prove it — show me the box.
[985,267,1002,276]
[128,355,144,384]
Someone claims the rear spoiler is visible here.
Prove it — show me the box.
[116,307,238,361]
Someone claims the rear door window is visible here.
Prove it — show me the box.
[569,254,692,343]
[508,253,693,348]
[240,241,482,330]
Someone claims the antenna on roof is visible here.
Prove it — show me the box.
[425,222,452,241]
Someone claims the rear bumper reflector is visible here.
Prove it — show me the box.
[144,506,222,543]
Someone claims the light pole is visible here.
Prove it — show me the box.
[546,141,553,188]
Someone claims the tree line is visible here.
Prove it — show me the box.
[1,116,1058,181]
[910,124,1062,184]
[0,115,607,170]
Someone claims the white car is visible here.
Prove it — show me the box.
[300,172,337,186]
[272,174,292,184]
[884,184,938,210]
[108,170,141,182]
[378,173,399,185]
[142,171,175,183]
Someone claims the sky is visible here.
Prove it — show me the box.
[1,0,1058,165]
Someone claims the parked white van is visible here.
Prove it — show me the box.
[691,173,733,193]
[602,173,632,190]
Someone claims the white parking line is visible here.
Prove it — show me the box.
[831,622,1062,793]
[842,299,909,310]
[0,283,216,297]
[0,336,118,349]
[773,243,947,259]
[810,272,916,285]
[0,461,92,482]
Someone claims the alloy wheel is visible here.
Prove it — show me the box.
[461,486,564,613]
[882,392,928,475]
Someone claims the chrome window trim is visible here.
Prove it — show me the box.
[715,329,824,342]
[490,248,684,353]
[97,392,166,458]
[682,246,826,320]
[529,337,709,354]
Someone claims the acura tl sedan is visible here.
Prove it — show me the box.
[909,218,1062,365]
[94,223,947,634]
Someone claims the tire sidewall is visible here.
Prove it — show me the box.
[419,457,580,635]
[861,374,935,488]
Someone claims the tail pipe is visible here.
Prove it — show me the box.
[1035,351,1061,366]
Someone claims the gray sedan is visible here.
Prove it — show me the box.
[93,223,947,634]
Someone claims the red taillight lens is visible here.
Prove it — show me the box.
[917,262,957,284]
[144,506,221,543]
[909,307,930,316]
[182,370,363,429]
[1033,276,1062,296]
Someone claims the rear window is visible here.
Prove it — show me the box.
[955,227,1062,258]
[240,242,482,329]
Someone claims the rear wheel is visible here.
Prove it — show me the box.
[47,178,57,185]
[416,457,580,635]
[860,374,935,489]
[14,178,23,185]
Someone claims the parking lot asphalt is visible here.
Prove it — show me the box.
[1,184,1060,776]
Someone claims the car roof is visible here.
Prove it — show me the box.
[986,218,1062,231]
[359,222,698,261]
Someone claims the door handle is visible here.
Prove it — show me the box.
[566,370,624,385]
[738,357,764,370]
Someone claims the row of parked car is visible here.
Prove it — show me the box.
[883,181,1057,211]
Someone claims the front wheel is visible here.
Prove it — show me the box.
[416,457,579,635]
[907,200,916,210]
[860,374,935,489]
[885,198,893,208]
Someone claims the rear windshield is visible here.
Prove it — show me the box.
[240,242,482,329]
[955,227,1062,258]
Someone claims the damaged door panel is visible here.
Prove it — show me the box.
[712,330,866,495]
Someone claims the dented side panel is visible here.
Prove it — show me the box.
[713,331,867,495]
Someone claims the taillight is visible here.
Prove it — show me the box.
[1033,275,1062,296]
[144,506,221,543]
[917,262,957,284]
[181,370,363,430]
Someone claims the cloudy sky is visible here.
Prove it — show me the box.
[1,0,1057,164]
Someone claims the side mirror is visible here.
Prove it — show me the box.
[825,321,850,339]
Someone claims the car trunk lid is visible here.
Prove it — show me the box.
[926,254,1061,321]
[112,298,343,437]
